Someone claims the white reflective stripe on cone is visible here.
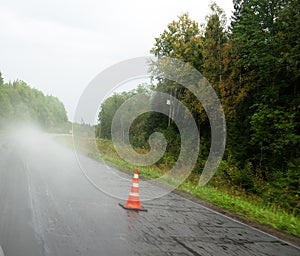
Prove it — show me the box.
[129,192,139,197]
[133,174,139,179]
[132,183,139,188]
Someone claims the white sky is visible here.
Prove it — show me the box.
[0,0,233,121]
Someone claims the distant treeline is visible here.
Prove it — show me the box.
[97,0,300,215]
[0,73,70,132]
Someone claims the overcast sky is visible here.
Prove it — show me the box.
[0,0,233,121]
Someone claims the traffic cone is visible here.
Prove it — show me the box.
[119,169,147,211]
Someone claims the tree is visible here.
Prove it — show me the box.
[0,72,3,86]
[229,0,299,179]
[0,73,69,131]
[150,13,205,125]
[276,0,300,106]
[0,89,13,124]
[99,93,123,139]
[231,0,288,102]
[250,104,300,177]
[151,13,203,70]
[202,3,227,85]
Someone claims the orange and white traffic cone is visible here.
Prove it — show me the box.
[119,169,147,211]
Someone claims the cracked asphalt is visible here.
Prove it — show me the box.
[0,133,299,256]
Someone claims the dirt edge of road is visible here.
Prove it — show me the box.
[173,189,300,248]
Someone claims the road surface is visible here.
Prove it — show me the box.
[0,132,299,256]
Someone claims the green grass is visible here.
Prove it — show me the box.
[179,181,300,236]
[56,136,300,238]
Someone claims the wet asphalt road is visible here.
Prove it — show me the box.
[0,133,299,256]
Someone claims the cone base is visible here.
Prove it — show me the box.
[119,203,148,212]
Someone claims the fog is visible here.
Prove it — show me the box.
[1,122,73,168]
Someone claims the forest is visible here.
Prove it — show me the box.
[97,0,300,216]
[0,73,69,132]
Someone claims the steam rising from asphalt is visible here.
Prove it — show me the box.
[2,122,70,161]
[1,122,167,202]
[9,123,46,143]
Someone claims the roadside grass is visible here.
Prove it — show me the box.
[57,136,300,238]
[179,181,300,237]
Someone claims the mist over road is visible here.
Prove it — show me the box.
[0,130,299,256]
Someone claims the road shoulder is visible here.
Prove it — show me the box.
[173,189,300,248]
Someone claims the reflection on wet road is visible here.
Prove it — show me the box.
[0,133,299,256]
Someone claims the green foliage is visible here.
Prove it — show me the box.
[250,104,299,176]
[280,0,300,77]
[151,13,203,70]
[97,84,152,139]
[263,159,300,216]
[129,112,152,148]
[0,74,69,132]
[98,93,126,139]
[0,88,13,120]
[0,72,3,86]
[202,3,227,84]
